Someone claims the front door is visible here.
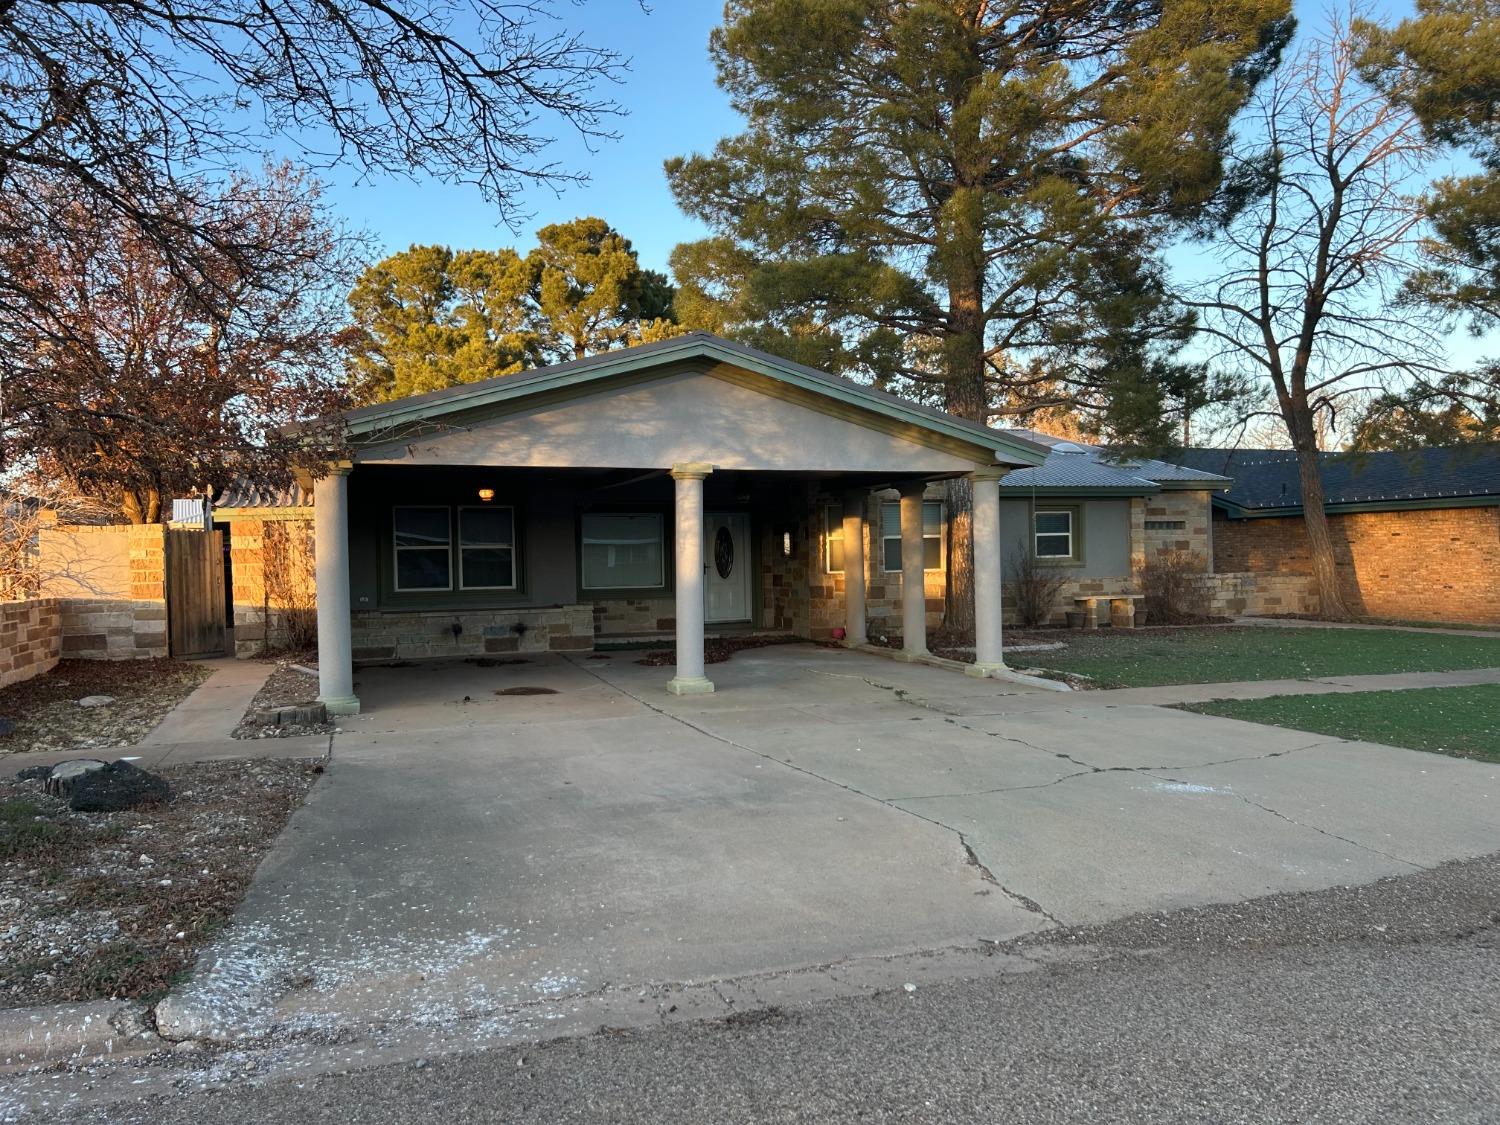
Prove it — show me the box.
[704,512,751,624]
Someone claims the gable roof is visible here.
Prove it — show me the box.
[335,332,1048,468]
[995,429,1232,495]
[1174,444,1500,516]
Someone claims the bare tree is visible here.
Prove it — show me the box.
[0,477,114,599]
[0,0,627,476]
[1186,6,1442,615]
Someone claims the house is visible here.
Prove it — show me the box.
[206,336,1264,715]
[301,333,1048,713]
[1175,444,1500,625]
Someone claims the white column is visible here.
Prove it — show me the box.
[967,468,1007,677]
[314,463,360,715]
[841,489,868,646]
[898,480,928,658]
[667,462,715,695]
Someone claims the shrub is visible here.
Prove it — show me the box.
[1143,549,1211,624]
[262,520,317,653]
[1010,538,1066,627]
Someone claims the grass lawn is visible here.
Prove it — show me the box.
[1180,685,1500,763]
[1017,626,1500,689]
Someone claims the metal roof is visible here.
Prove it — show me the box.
[996,429,1231,493]
[1173,444,1500,513]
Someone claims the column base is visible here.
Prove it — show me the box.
[893,648,929,662]
[964,662,1007,679]
[666,676,716,696]
[841,636,868,649]
[318,694,361,716]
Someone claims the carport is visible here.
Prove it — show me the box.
[306,333,1046,714]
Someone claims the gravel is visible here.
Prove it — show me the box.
[232,658,333,740]
[0,758,320,1006]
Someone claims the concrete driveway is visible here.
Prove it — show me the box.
[157,644,1499,1045]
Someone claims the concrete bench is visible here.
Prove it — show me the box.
[1071,594,1145,629]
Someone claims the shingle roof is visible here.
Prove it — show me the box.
[996,429,1231,493]
[1174,444,1500,512]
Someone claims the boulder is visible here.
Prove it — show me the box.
[76,695,116,708]
[67,760,171,812]
[15,764,52,782]
[43,758,108,797]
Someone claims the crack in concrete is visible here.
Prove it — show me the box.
[565,657,1057,926]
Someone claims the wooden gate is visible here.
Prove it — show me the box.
[167,528,226,658]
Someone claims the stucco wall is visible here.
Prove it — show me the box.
[0,598,62,688]
[1213,505,1500,624]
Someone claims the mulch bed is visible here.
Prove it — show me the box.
[0,659,211,756]
[232,656,335,740]
[0,757,321,1007]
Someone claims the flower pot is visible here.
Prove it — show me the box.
[1134,609,1148,627]
[1066,610,1087,630]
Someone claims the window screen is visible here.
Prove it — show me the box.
[1034,510,1074,559]
[393,507,452,591]
[880,500,942,571]
[459,506,516,589]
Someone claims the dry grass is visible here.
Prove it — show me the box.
[0,758,320,1006]
[0,659,211,755]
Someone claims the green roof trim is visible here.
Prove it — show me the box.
[335,333,1048,468]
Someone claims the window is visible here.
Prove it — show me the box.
[824,504,845,573]
[459,506,516,590]
[1145,519,1186,531]
[1033,509,1076,560]
[880,501,943,572]
[393,506,452,591]
[581,513,665,590]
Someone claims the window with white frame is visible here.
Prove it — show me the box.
[581,513,665,590]
[393,506,453,591]
[458,506,516,589]
[880,500,943,572]
[824,503,845,573]
[1033,508,1076,560]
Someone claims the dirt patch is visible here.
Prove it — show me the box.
[634,635,798,667]
[0,660,211,756]
[233,659,335,740]
[495,687,558,696]
[0,757,320,1007]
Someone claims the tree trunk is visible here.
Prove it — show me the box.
[1288,426,1350,618]
[120,488,162,525]
[941,268,988,639]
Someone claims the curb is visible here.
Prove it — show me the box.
[0,1000,160,1071]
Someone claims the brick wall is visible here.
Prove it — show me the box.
[38,525,170,659]
[351,605,594,662]
[1213,505,1500,624]
[0,598,62,688]
[229,518,316,657]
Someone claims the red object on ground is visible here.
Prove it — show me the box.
[831,627,846,641]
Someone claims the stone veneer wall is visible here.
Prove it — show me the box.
[1212,505,1500,624]
[1143,489,1213,568]
[0,598,62,688]
[350,605,595,662]
[592,597,677,637]
[38,524,169,659]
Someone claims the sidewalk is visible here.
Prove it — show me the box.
[1233,617,1500,641]
[138,658,275,745]
[1076,665,1500,707]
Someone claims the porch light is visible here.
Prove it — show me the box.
[782,530,794,558]
[477,487,496,503]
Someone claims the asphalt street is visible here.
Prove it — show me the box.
[52,852,1500,1124]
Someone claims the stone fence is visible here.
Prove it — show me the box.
[36,524,169,659]
[0,598,62,689]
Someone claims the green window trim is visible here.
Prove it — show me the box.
[1033,505,1083,565]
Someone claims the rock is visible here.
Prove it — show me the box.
[76,695,116,708]
[67,760,171,812]
[15,764,52,782]
[252,702,327,728]
[43,758,108,796]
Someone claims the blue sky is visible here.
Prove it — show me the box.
[321,0,726,272]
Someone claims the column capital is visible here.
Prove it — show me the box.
[897,478,929,498]
[967,466,1008,483]
[670,462,715,481]
[841,486,869,508]
[323,460,354,477]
